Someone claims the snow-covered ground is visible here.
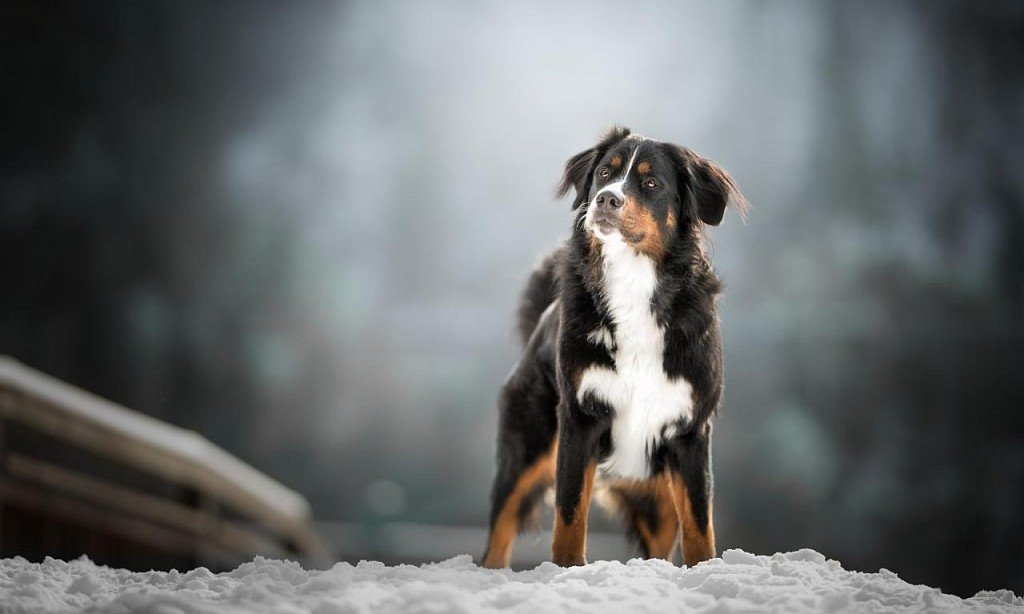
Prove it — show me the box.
[1,550,1021,614]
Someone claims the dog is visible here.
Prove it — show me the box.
[482,126,747,569]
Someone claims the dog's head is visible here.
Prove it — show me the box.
[556,126,747,258]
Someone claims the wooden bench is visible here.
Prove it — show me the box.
[0,356,329,571]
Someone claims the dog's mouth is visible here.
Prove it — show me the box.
[590,212,620,236]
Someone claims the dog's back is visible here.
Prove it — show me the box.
[514,246,563,347]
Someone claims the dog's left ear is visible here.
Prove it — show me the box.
[676,147,748,226]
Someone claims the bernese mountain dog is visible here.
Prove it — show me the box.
[482,126,748,569]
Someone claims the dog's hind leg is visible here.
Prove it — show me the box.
[482,443,555,568]
[482,376,558,569]
[665,427,716,567]
[603,476,679,561]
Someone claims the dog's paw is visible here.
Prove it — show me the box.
[552,554,587,567]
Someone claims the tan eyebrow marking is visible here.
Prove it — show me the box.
[610,155,622,168]
[637,160,651,174]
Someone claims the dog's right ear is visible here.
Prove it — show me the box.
[555,147,598,210]
[556,126,631,210]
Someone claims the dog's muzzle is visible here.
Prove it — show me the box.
[591,187,625,234]
[594,190,622,209]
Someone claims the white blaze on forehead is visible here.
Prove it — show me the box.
[597,143,643,201]
[586,141,645,239]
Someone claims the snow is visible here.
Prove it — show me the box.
[2,550,1020,614]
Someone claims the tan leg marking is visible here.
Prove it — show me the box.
[482,443,556,568]
[666,472,716,567]
[551,459,596,566]
[644,475,680,559]
[605,475,678,560]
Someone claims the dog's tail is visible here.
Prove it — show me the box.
[515,246,563,346]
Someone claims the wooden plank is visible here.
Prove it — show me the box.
[0,363,327,561]
[4,453,288,559]
[0,478,202,556]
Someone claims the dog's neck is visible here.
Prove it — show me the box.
[576,221,718,321]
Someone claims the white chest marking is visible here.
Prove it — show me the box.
[586,327,615,352]
[576,236,694,479]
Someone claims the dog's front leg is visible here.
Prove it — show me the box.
[551,415,600,566]
[665,426,716,567]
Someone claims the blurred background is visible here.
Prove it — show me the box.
[2,0,1022,598]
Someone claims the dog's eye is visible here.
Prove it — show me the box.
[598,167,610,178]
[644,178,659,189]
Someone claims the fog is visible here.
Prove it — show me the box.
[2,0,1022,596]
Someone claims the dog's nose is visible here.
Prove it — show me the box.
[595,191,622,209]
